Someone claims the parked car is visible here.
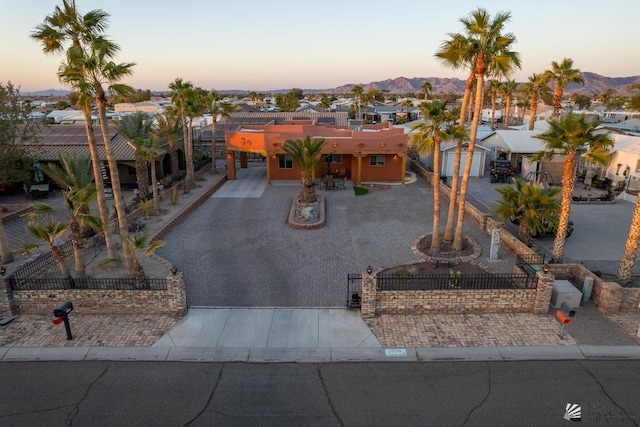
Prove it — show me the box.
[490,159,516,183]
[510,213,574,238]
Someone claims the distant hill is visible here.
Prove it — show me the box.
[20,72,640,97]
[326,73,640,96]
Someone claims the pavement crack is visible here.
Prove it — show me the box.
[578,362,639,426]
[459,362,491,427]
[182,365,223,426]
[0,404,75,420]
[318,364,345,427]
[67,365,109,427]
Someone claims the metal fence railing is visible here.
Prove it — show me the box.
[8,276,167,291]
[376,273,536,291]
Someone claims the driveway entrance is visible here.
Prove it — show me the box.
[158,164,359,307]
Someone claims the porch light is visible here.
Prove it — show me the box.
[393,155,398,160]
[366,265,373,275]
[333,142,337,147]
[380,142,385,147]
[0,266,5,276]
[542,264,549,274]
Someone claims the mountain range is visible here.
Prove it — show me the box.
[22,72,640,98]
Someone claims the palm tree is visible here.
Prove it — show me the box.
[31,0,118,262]
[545,58,584,121]
[448,8,521,251]
[494,179,561,246]
[435,33,477,242]
[319,95,332,112]
[61,36,137,275]
[24,207,70,277]
[121,233,166,282]
[521,73,550,130]
[351,85,364,119]
[135,136,163,215]
[421,81,433,102]
[152,106,182,180]
[116,112,152,201]
[500,79,518,128]
[169,78,195,188]
[39,155,101,279]
[487,79,502,128]
[532,114,613,262]
[282,136,327,205]
[208,90,234,174]
[411,101,467,252]
[402,99,414,121]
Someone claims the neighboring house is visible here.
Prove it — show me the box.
[236,103,262,113]
[438,140,489,178]
[604,134,640,192]
[522,104,554,128]
[362,102,404,124]
[225,120,409,185]
[601,118,640,136]
[46,109,85,124]
[19,125,174,189]
[602,111,640,123]
[295,104,323,113]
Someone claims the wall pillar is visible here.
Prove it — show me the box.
[226,151,236,180]
[0,277,14,317]
[240,151,248,168]
[533,270,554,314]
[166,272,187,317]
[360,271,377,319]
[400,155,406,184]
[356,155,363,185]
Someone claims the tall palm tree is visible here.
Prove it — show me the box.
[31,0,118,261]
[116,112,152,201]
[500,79,518,129]
[532,114,613,262]
[545,58,584,121]
[487,79,502,128]
[319,95,332,112]
[24,207,70,277]
[152,106,182,179]
[169,78,195,188]
[61,36,137,275]
[401,99,414,121]
[351,85,364,119]
[282,136,327,205]
[450,8,521,251]
[411,101,467,252]
[40,155,101,279]
[435,33,477,242]
[494,179,561,247]
[184,87,209,177]
[421,81,433,102]
[208,90,234,174]
[521,73,550,130]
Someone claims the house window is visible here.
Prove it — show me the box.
[326,154,342,164]
[278,154,293,169]
[370,155,385,166]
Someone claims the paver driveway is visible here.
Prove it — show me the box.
[157,164,517,307]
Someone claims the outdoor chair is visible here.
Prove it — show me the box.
[325,176,335,190]
[315,178,325,190]
[336,177,346,190]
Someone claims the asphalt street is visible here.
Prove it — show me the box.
[1,361,639,426]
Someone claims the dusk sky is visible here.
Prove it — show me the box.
[2,0,639,93]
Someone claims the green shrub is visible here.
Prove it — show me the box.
[171,186,179,205]
[354,186,369,196]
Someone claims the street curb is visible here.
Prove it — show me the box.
[2,345,639,363]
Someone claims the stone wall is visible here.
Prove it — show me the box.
[361,270,552,316]
[621,288,640,310]
[3,273,186,317]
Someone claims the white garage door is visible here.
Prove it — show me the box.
[444,150,483,177]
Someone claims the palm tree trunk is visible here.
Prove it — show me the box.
[503,96,511,129]
[490,93,496,128]
[81,108,117,261]
[552,85,563,121]
[0,220,13,263]
[185,119,195,188]
[453,70,484,251]
[97,95,135,275]
[431,139,442,253]
[444,73,474,243]
[135,157,150,201]
[299,175,316,204]
[528,92,538,131]
[519,222,532,247]
[150,159,159,214]
[617,195,640,284]
[170,145,179,179]
[552,152,576,262]
[70,219,86,279]
[50,244,69,277]
[210,120,217,174]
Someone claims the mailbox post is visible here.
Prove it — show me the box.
[53,301,74,340]
[555,302,575,339]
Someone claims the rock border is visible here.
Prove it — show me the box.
[287,195,326,229]
[411,233,482,264]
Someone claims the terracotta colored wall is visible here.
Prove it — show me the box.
[358,154,403,182]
